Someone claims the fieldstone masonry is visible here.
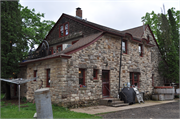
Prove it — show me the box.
[16,29,163,108]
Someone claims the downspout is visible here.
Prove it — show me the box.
[118,37,123,94]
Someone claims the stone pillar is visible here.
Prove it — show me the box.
[35,88,53,119]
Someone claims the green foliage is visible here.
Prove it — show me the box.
[1,93,5,99]
[20,4,55,48]
[1,1,55,79]
[142,8,179,83]
[1,1,24,78]
[1,102,101,118]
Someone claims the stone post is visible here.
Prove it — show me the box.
[35,88,53,119]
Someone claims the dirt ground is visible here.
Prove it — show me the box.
[99,101,180,119]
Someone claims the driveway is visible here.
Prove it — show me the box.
[99,101,179,119]
[71,99,178,115]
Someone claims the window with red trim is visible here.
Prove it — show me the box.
[34,70,37,81]
[93,69,98,79]
[79,69,85,87]
[130,72,140,87]
[49,47,53,55]
[139,44,143,57]
[57,45,62,53]
[59,23,69,37]
[122,40,127,54]
[46,69,50,87]
[72,40,79,45]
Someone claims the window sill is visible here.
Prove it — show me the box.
[93,79,99,82]
[79,87,87,90]
[59,34,69,38]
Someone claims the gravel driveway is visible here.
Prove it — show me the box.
[99,101,179,119]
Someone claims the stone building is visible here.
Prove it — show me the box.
[12,8,164,106]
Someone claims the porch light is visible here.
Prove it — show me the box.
[79,71,81,73]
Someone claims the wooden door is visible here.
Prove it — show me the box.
[102,70,110,97]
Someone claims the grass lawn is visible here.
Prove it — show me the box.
[1,94,102,118]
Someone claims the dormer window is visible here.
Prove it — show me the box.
[60,25,64,36]
[65,24,68,35]
[59,23,69,37]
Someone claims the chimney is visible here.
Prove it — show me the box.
[76,7,82,18]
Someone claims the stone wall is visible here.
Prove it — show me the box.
[66,34,122,102]
[25,58,68,103]
[20,30,163,106]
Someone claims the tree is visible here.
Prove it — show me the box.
[1,1,24,79]
[1,2,55,78]
[20,4,55,57]
[141,8,179,83]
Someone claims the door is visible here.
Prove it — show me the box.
[102,70,110,97]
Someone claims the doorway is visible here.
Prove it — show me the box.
[102,70,110,97]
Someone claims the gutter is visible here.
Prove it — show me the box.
[118,37,123,94]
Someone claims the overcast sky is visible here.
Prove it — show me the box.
[20,0,179,31]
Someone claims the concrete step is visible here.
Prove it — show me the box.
[99,98,129,107]
[111,100,124,105]
[99,98,120,105]
[111,103,129,107]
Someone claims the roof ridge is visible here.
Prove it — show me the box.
[63,13,123,35]
[122,25,145,31]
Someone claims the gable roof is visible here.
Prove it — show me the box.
[61,32,103,54]
[122,25,147,39]
[20,32,103,65]
[64,14,125,36]
[21,14,156,65]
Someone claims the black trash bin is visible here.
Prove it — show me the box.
[119,87,136,104]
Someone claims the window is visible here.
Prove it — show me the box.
[79,69,85,87]
[46,69,50,87]
[49,47,53,55]
[93,69,98,79]
[34,70,37,81]
[60,25,64,36]
[65,24,68,35]
[122,40,127,54]
[147,35,150,43]
[130,72,140,87]
[72,40,79,45]
[57,45,62,53]
[139,44,143,57]
[59,23,69,37]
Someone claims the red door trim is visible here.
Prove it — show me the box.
[102,70,110,98]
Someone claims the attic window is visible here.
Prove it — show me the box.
[139,44,143,57]
[147,35,150,43]
[59,23,69,37]
[122,40,127,54]
[65,24,68,35]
